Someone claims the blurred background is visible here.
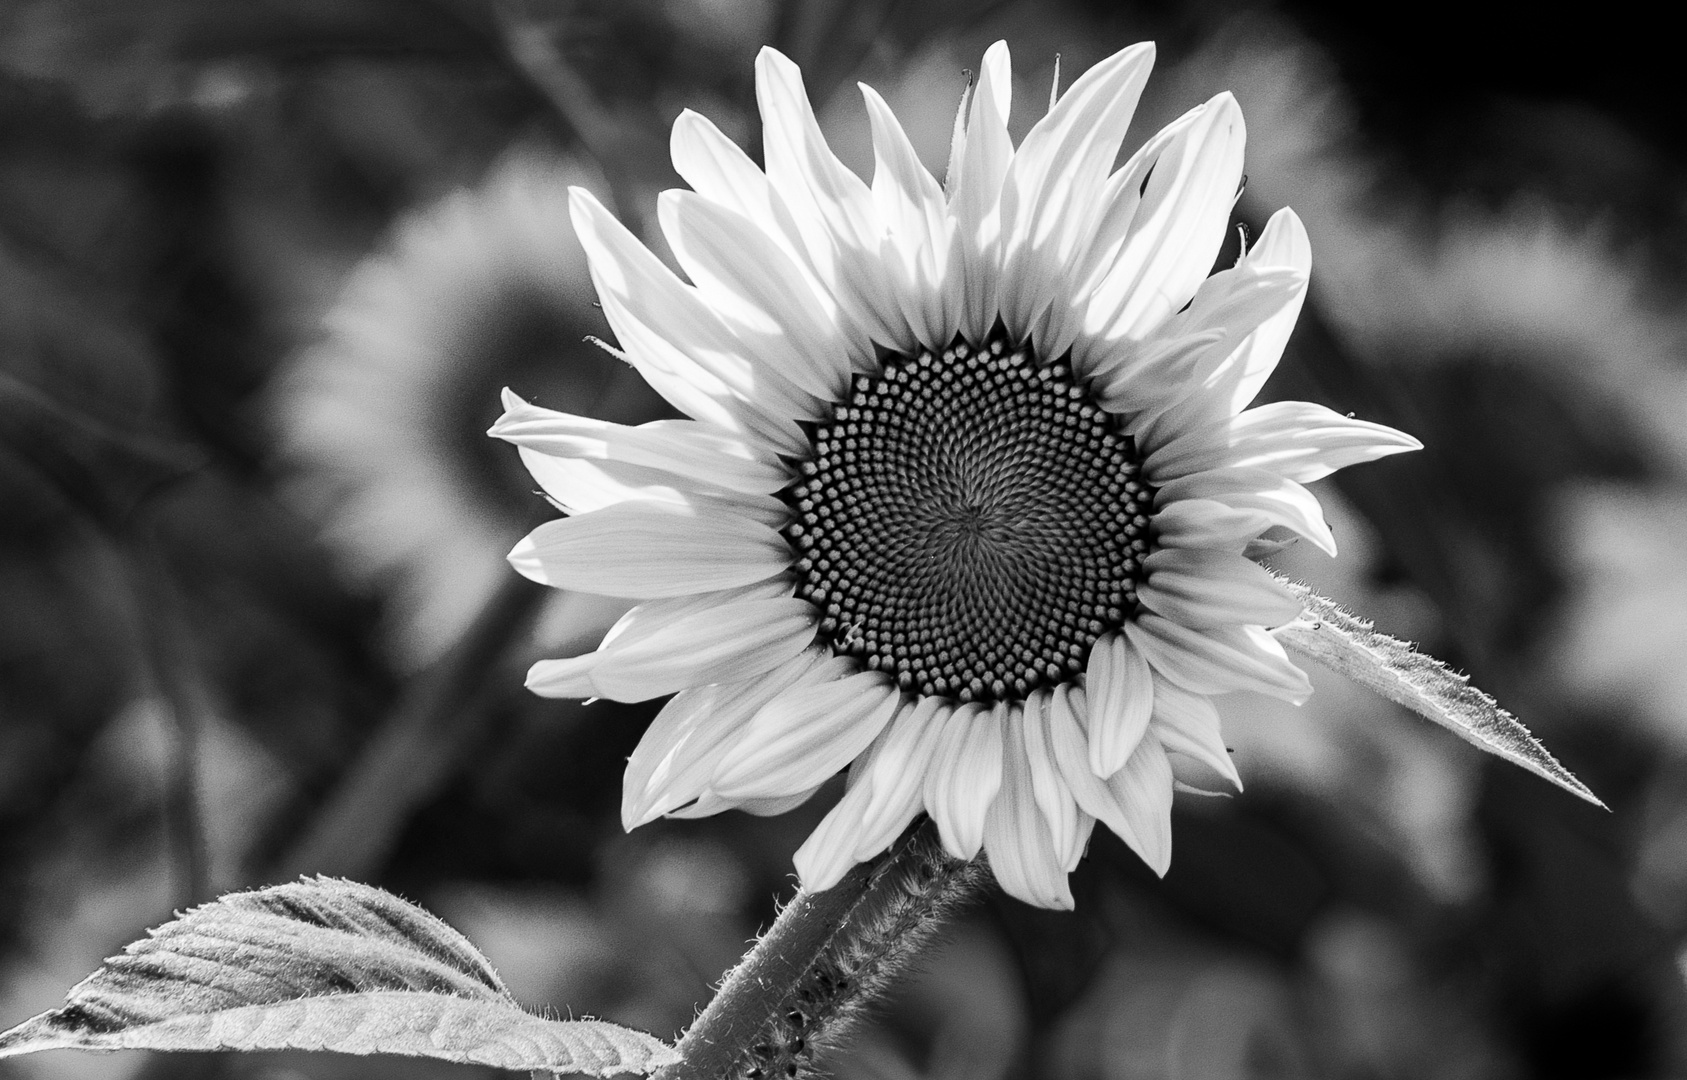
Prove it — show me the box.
[1,0,1684,1077]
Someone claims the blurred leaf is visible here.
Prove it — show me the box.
[1276,582,1604,808]
[0,876,678,1076]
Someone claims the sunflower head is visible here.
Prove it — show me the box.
[492,41,1420,908]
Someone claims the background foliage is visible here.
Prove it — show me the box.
[1,0,1684,1077]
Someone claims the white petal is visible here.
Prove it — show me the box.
[1066,104,1201,316]
[861,84,953,350]
[853,695,951,859]
[670,108,812,271]
[1047,686,1105,804]
[544,579,779,685]
[711,671,901,799]
[1091,329,1225,418]
[1149,674,1240,790]
[1205,207,1312,416]
[1126,615,1312,702]
[923,701,1004,860]
[793,773,877,891]
[508,502,791,598]
[493,390,788,495]
[983,712,1077,909]
[756,47,910,353]
[947,41,1013,344]
[569,188,814,454]
[996,42,1154,342]
[662,791,735,819]
[1146,400,1422,484]
[1052,685,1175,875]
[526,591,815,702]
[1083,632,1154,777]
[1018,692,1085,870]
[1124,264,1306,446]
[659,190,853,401]
[518,447,789,526]
[1155,466,1337,555]
[1150,498,1277,552]
[738,787,826,817]
[792,697,943,891]
[1139,548,1305,629]
[671,108,864,372]
[1154,262,1305,373]
[622,650,830,828]
[1104,731,1174,875]
[1048,686,1149,861]
[1082,94,1245,348]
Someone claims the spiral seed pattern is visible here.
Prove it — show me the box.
[783,335,1155,704]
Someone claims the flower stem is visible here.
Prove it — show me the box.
[658,819,990,1080]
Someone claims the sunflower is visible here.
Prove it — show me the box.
[283,154,607,667]
[491,41,1419,908]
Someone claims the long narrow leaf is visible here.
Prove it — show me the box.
[1275,582,1604,808]
[0,877,677,1077]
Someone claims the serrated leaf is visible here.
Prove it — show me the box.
[0,877,678,1077]
[1275,582,1604,808]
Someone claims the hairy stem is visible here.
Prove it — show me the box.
[659,819,990,1080]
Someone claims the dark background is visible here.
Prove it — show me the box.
[2,1,1685,1077]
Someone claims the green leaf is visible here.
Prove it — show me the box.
[1275,582,1604,808]
[0,877,678,1077]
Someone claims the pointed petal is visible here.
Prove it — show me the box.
[1126,614,1312,702]
[1149,498,1278,552]
[517,446,789,526]
[1019,692,1085,869]
[942,66,969,197]
[508,502,791,598]
[1155,466,1337,555]
[1150,674,1241,790]
[923,702,1004,860]
[1066,104,1201,312]
[793,773,877,891]
[1125,264,1307,447]
[1052,686,1176,875]
[1049,686,1149,857]
[711,671,901,799]
[1208,207,1311,415]
[570,188,813,454]
[1146,401,1422,484]
[1091,329,1225,417]
[1084,632,1154,776]
[1104,732,1174,875]
[659,190,853,401]
[947,41,1013,344]
[1139,548,1305,629]
[861,84,953,350]
[984,712,1076,909]
[526,591,815,702]
[793,695,944,890]
[622,650,830,828]
[494,390,789,495]
[854,695,951,859]
[996,43,1155,341]
[756,47,910,353]
[670,108,811,270]
[1082,94,1245,348]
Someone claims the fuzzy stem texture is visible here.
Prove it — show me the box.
[657,819,990,1080]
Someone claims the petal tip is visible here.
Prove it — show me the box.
[506,535,551,585]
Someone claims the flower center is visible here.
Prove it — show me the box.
[784,334,1155,704]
